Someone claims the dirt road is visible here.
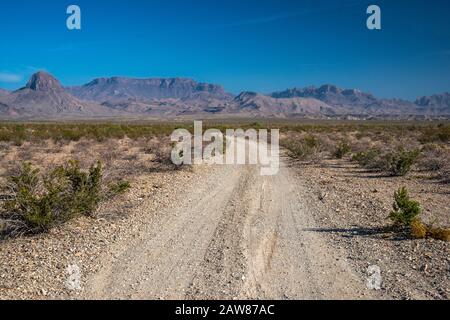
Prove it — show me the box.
[79,148,378,299]
[82,156,375,300]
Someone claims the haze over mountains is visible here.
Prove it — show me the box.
[66,77,233,102]
[0,71,449,119]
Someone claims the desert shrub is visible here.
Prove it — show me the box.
[353,147,420,176]
[351,149,379,167]
[410,221,450,241]
[303,135,320,150]
[419,125,450,144]
[440,167,450,184]
[1,160,129,234]
[284,135,323,160]
[387,148,421,176]
[285,141,311,159]
[334,140,351,159]
[427,226,450,241]
[3,163,72,232]
[57,129,84,142]
[410,220,427,239]
[64,160,103,217]
[0,123,193,144]
[387,187,449,241]
[389,187,421,227]
[144,137,173,164]
[418,144,449,176]
[108,180,131,195]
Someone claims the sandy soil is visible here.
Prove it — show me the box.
[81,156,379,300]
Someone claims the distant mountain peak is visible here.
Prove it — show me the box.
[26,71,63,92]
[235,91,260,99]
[414,92,450,114]
[415,92,450,106]
[270,84,377,107]
[68,76,233,102]
[318,84,340,93]
[2,72,449,119]
[0,88,10,96]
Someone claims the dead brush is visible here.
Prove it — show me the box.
[418,144,450,181]
[143,136,173,164]
[282,134,326,162]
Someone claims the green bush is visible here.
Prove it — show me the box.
[64,160,103,217]
[284,135,322,160]
[387,148,421,176]
[4,163,72,232]
[352,149,379,167]
[389,187,421,227]
[352,148,420,176]
[419,125,450,144]
[285,141,311,159]
[108,180,131,196]
[334,141,351,159]
[2,160,128,234]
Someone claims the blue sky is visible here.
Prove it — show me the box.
[0,0,449,100]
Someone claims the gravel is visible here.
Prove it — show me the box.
[0,165,201,300]
[294,158,449,300]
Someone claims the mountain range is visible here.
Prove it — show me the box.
[0,88,10,97]
[0,71,449,119]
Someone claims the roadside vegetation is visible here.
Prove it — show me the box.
[0,122,193,145]
[281,122,450,182]
[0,122,183,238]
[0,121,448,240]
[281,121,450,242]
[0,160,130,237]
[388,187,449,241]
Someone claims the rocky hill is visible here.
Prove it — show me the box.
[415,93,450,115]
[0,72,116,118]
[0,71,449,119]
[66,77,233,102]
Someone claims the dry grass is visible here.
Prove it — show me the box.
[281,122,450,182]
[280,121,450,240]
[411,220,427,239]
[0,121,448,240]
[0,123,180,238]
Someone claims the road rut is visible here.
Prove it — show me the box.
[83,157,372,300]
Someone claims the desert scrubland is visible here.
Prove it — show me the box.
[0,121,448,300]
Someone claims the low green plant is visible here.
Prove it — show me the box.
[351,149,379,167]
[387,148,421,176]
[387,187,449,241]
[4,163,72,232]
[64,160,103,217]
[2,160,128,234]
[388,187,421,227]
[334,141,351,159]
[108,180,131,195]
[284,135,321,160]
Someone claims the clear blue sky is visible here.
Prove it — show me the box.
[0,0,449,100]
